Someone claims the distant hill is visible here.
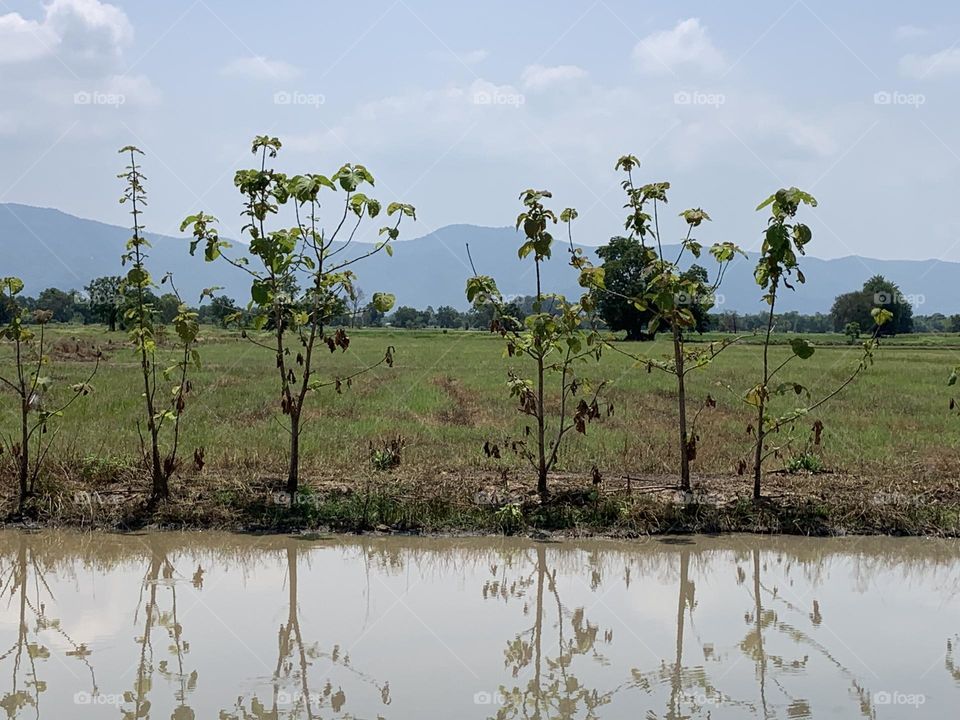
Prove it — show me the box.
[2,202,957,315]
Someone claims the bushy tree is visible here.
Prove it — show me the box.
[593,236,658,340]
[435,305,462,329]
[35,288,77,323]
[200,295,240,327]
[830,275,913,335]
[85,275,123,330]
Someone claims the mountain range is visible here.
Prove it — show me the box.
[2,202,957,315]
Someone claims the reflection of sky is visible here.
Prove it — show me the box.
[0,533,957,719]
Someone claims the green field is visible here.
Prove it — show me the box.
[3,324,959,489]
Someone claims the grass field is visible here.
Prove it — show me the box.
[2,324,960,534]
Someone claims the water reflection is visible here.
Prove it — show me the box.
[1,535,98,717]
[125,543,197,719]
[0,532,957,719]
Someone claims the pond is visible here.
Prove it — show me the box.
[0,531,957,718]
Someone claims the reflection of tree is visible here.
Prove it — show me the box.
[490,544,616,720]
[945,635,960,683]
[221,541,390,720]
[123,539,197,720]
[738,548,875,719]
[630,548,753,719]
[0,536,97,718]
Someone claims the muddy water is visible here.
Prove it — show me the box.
[0,532,957,718]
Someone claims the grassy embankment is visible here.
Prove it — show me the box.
[2,324,959,535]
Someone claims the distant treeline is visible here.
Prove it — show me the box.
[2,274,954,335]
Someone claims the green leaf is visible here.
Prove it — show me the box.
[250,280,271,306]
[372,292,396,313]
[871,307,894,326]
[790,338,815,359]
[1,276,24,296]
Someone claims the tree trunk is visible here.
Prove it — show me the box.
[17,394,29,513]
[753,294,777,501]
[673,326,690,491]
[752,418,764,501]
[287,412,301,498]
[536,356,548,500]
[150,424,167,501]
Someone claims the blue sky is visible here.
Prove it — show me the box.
[1,0,959,263]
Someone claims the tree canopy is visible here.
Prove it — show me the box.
[830,275,913,335]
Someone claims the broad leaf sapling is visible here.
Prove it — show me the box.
[118,146,205,502]
[746,188,889,499]
[182,135,415,498]
[466,189,608,500]
[602,155,745,493]
[0,276,99,514]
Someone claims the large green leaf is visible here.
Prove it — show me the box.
[790,338,815,359]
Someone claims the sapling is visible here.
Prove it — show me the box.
[601,155,743,492]
[118,146,206,502]
[0,276,99,513]
[747,188,890,499]
[182,135,415,498]
[466,189,608,499]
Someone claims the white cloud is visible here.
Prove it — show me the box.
[221,56,301,82]
[0,0,130,65]
[0,13,55,63]
[521,64,588,90]
[45,0,132,61]
[900,48,960,79]
[633,18,724,76]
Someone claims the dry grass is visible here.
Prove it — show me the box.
[1,324,959,535]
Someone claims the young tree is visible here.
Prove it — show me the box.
[0,277,98,513]
[182,135,415,498]
[118,146,205,502]
[602,155,743,492]
[467,189,608,499]
[747,188,889,499]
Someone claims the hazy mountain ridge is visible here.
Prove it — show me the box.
[2,203,957,315]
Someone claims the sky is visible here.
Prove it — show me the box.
[1,0,959,263]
